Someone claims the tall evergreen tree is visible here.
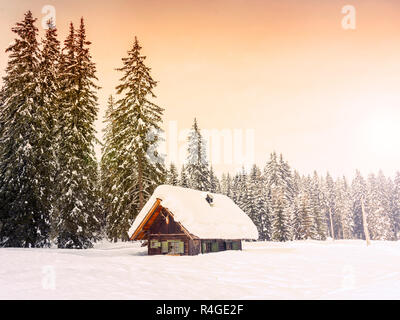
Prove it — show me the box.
[54,19,101,248]
[179,165,190,188]
[335,176,354,239]
[0,12,53,247]
[310,171,327,240]
[351,170,368,239]
[38,19,62,242]
[186,118,210,191]
[166,163,179,186]
[100,95,119,237]
[322,172,337,239]
[366,172,394,240]
[392,172,400,239]
[103,37,165,241]
[297,189,315,240]
[271,187,292,242]
[209,165,220,193]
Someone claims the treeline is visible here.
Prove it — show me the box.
[167,129,400,242]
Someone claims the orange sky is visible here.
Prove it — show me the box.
[1,0,400,178]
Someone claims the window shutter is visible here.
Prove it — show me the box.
[202,242,206,253]
[212,242,219,252]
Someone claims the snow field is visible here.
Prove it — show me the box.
[1,240,400,299]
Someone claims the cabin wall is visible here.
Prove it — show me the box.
[148,234,190,255]
[200,239,242,254]
[147,208,194,255]
[145,206,242,256]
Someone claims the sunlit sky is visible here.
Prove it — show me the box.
[1,0,400,179]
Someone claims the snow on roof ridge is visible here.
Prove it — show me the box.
[128,184,258,240]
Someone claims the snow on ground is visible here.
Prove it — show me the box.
[1,240,400,299]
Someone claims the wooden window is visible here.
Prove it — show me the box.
[167,240,184,254]
[161,241,168,253]
[211,241,219,252]
[150,240,161,248]
[232,241,240,250]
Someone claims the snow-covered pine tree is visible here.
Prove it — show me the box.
[37,19,62,242]
[220,173,233,198]
[335,176,354,239]
[179,165,190,188]
[257,190,271,241]
[166,163,179,186]
[271,187,292,242]
[392,172,400,239]
[366,172,394,240]
[54,19,102,248]
[310,171,327,240]
[377,171,396,240]
[243,165,261,236]
[186,118,210,191]
[297,188,315,240]
[104,37,165,241]
[220,173,227,194]
[264,152,282,192]
[351,170,368,239]
[247,164,271,240]
[100,95,119,236]
[0,12,53,247]
[209,165,220,193]
[235,167,250,212]
[264,152,294,241]
[278,154,295,203]
[322,172,337,239]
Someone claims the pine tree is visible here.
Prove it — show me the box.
[351,170,368,239]
[297,189,315,240]
[103,37,165,241]
[0,12,53,247]
[38,20,61,241]
[209,165,220,193]
[186,118,210,191]
[366,172,394,240]
[322,172,337,239]
[392,172,400,239]
[179,165,190,188]
[243,165,260,232]
[310,171,327,240]
[166,163,179,186]
[54,19,101,248]
[100,95,118,235]
[335,176,354,239]
[271,187,292,241]
[247,164,270,240]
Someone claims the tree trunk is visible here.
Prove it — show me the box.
[361,196,371,246]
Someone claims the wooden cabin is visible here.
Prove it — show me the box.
[129,185,258,255]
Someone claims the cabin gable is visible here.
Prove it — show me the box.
[149,208,185,235]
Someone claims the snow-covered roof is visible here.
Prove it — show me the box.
[128,185,258,240]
